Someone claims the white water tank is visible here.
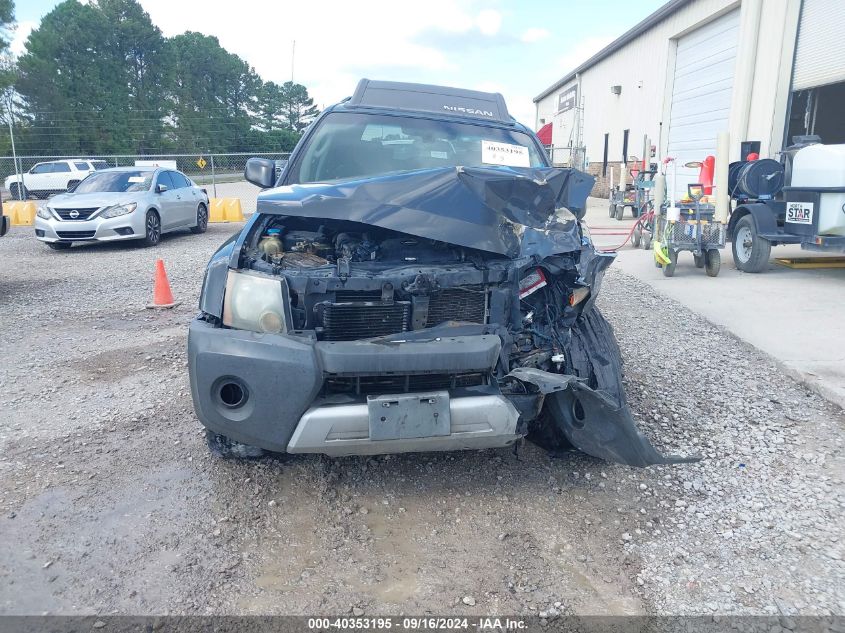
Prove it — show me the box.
[790,144,845,236]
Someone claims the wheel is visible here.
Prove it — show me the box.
[142,210,161,247]
[190,203,208,234]
[9,183,28,200]
[705,249,721,277]
[205,430,265,459]
[608,202,616,218]
[615,204,625,221]
[693,253,705,268]
[632,225,642,248]
[662,250,677,277]
[47,242,72,250]
[732,215,770,273]
[642,232,652,250]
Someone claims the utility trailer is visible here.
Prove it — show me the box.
[728,137,845,272]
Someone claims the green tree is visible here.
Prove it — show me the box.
[16,0,168,154]
[277,81,319,133]
[168,31,261,152]
[0,0,14,52]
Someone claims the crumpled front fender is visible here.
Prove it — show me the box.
[508,367,699,467]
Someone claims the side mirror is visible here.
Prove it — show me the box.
[155,183,168,194]
[245,157,277,189]
[67,182,77,192]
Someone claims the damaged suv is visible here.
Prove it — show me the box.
[189,80,691,467]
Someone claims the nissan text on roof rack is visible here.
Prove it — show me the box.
[188,80,696,467]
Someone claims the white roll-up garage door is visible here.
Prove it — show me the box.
[667,9,740,193]
[793,0,845,90]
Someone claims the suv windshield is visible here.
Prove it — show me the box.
[73,170,153,193]
[290,112,546,184]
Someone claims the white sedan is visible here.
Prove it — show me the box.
[34,166,210,250]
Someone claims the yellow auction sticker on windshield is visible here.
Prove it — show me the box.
[481,140,530,167]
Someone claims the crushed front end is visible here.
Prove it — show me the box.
[189,166,694,466]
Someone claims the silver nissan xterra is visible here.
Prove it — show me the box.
[188,79,694,467]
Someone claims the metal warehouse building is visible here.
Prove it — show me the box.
[533,0,845,196]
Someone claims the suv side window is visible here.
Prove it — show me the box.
[156,171,175,191]
[74,162,89,170]
[52,162,71,173]
[30,163,51,174]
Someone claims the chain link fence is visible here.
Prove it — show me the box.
[0,152,291,214]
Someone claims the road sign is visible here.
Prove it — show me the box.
[196,157,207,169]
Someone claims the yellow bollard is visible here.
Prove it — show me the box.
[14,201,37,226]
[208,198,226,223]
[223,198,244,222]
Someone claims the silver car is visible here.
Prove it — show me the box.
[34,166,210,250]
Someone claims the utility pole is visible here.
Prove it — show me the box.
[5,90,21,199]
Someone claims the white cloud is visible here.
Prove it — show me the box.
[520,27,549,43]
[10,21,35,57]
[475,9,502,36]
[556,35,615,75]
[138,0,485,108]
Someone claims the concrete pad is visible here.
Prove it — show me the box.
[582,197,845,409]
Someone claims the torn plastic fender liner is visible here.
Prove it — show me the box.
[507,368,699,467]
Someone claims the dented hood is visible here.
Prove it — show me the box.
[257,166,595,258]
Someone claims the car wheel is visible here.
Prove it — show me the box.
[190,203,208,234]
[142,210,161,247]
[705,249,721,277]
[732,215,770,273]
[205,430,265,459]
[662,249,677,277]
[47,242,72,250]
[632,225,642,248]
[10,183,28,200]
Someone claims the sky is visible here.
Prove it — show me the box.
[12,0,666,128]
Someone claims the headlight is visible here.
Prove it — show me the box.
[36,205,52,220]
[100,202,137,219]
[222,270,288,334]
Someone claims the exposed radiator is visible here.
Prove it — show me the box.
[426,286,487,327]
[319,301,411,341]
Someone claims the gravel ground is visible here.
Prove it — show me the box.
[0,224,842,617]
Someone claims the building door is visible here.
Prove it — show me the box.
[666,8,740,194]
[785,0,845,146]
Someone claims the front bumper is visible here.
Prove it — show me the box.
[188,318,516,454]
[35,214,142,242]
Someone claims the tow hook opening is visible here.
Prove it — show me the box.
[571,396,586,428]
[218,380,248,409]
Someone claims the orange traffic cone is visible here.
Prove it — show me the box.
[146,259,180,309]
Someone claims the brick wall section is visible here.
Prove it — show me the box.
[586,161,627,198]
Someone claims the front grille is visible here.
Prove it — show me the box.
[53,207,99,221]
[426,286,487,327]
[320,302,411,341]
[324,372,488,395]
[334,290,383,302]
[56,230,95,239]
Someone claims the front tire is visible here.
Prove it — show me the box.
[142,210,161,247]
[662,249,677,277]
[615,204,625,221]
[609,202,617,218]
[47,242,72,250]
[732,215,770,273]
[10,183,28,200]
[190,203,208,234]
[705,249,721,277]
[632,225,642,248]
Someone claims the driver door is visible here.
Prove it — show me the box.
[154,171,180,230]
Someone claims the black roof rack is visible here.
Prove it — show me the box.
[346,79,513,125]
